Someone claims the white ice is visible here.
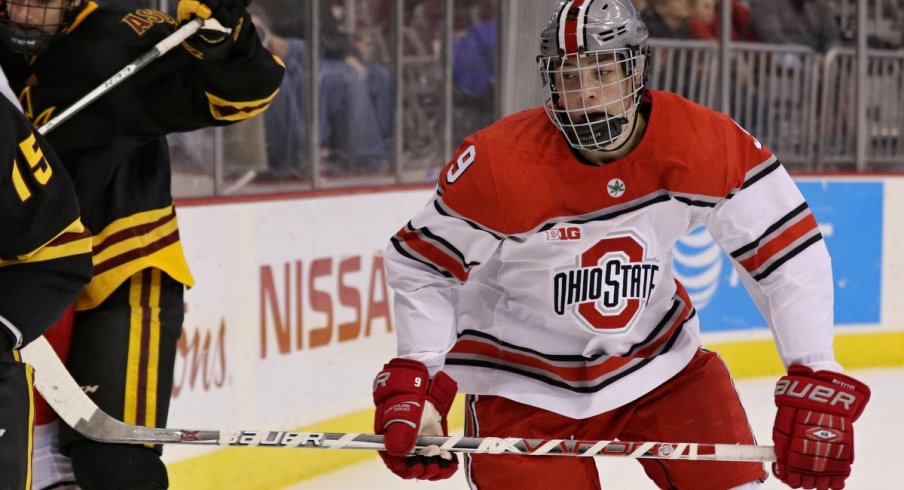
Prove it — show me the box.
[287,368,902,489]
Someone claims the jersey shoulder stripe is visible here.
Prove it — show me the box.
[729,173,823,281]
[391,222,473,282]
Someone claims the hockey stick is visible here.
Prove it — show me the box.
[20,336,775,462]
[37,17,208,135]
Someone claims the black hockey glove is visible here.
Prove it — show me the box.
[177,0,254,61]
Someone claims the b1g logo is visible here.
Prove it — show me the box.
[552,233,659,331]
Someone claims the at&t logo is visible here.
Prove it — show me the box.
[671,226,724,309]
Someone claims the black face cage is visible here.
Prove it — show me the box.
[539,45,649,151]
[0,0,81,54]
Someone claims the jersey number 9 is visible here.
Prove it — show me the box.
[446,145,476,184]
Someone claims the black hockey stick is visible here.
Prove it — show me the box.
[20,336,776,462]
[36,17,209,134]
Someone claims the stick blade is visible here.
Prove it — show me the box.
[21,336,182,444]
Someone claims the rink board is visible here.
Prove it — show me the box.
[164,177,904,489]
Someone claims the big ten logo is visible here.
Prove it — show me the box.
[546,226,582,241]
[259,252,392,359]
[173,308,227,398]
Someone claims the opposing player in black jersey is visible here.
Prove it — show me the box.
[0,93,92,490]
[0,1,284,488]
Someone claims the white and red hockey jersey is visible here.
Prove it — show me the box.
[385,90,839,419]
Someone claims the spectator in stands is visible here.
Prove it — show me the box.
[353,30,395,149]
[641,0,693,38]
[689,0,758,41]
[452,2,497,144]
[251,4,389,177]
[406,0,446,55]
[749,0,841,52]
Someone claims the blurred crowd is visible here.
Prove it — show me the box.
[637,0,904,51]
[160,0,500,191]
[98,0,903,192]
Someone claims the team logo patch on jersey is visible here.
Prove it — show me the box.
[607,178,626,198]
[552,232,659,331]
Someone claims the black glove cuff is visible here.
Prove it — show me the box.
[0,329,13,352]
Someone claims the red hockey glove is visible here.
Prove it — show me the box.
[773,365,870,490]
[177,0,254,61]
[372,358,458,480]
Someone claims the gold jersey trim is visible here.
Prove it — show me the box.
[76,206,194,310]
[205,87,280,121]
[63,1,100,34]
[124,269,162,449]
[0,219,90,267]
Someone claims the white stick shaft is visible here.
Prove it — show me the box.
[20,337,775,462]
[37,18,204,135]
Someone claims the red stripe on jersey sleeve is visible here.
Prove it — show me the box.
[395,228,470,282]
[738,213,818,273]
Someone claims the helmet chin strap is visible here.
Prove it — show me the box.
[572,114,629,150]
[560,111,636,152]
[0,24,55,55]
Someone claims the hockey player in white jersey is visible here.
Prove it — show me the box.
[371,1,870,489]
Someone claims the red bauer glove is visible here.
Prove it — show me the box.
[773,364,870,490]
[372,358,458,480]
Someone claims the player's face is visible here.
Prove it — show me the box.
[6,0,73,34]
[553,53,635,124]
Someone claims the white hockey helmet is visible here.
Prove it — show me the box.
[538,0,649,151]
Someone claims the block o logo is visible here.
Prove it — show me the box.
[553,233,659,331]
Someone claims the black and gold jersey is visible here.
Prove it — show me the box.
[0,2,284,309]
[0,95,92,348]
